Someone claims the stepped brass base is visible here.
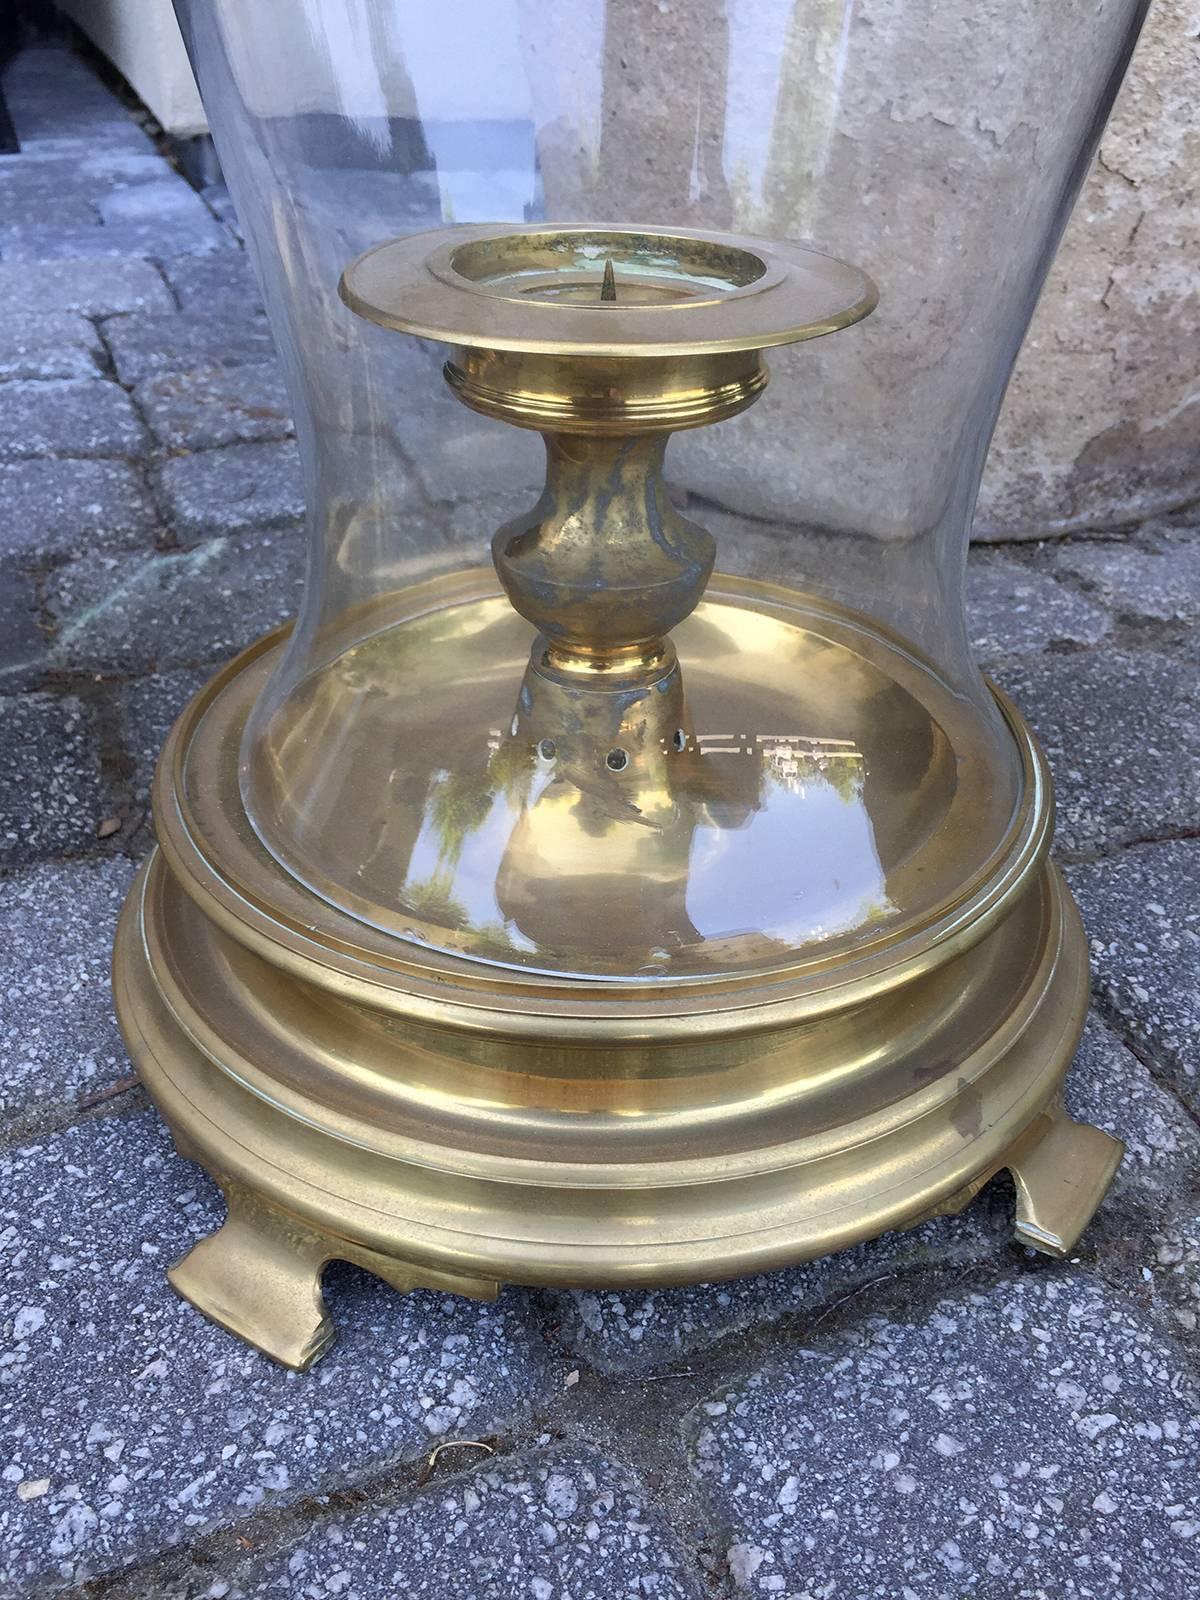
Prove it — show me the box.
[114,851,1119,1371]
[112,587,1123,1371]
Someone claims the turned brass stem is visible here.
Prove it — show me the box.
[442,342,773,687]
[491,431,715,672]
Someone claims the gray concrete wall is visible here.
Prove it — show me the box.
[978,0,1199,538]
[160,0,1194,543]
[554,0,1195,543]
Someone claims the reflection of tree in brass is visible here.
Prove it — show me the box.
[860,898,894,926]
[761,741,865,807]
[403,745,538,932]
[402,871,469,933]
[486,737,536,807]
[426,767,494,865]
[470,921,525,959]
[401,768,491,930]
[819,756,864,806]
[423,742,539,866]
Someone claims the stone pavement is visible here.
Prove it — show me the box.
[1,39,1198,1600]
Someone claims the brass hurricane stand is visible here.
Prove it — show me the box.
[114,225,1122,1369]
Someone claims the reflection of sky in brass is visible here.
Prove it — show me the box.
[245,585,994,978]
[403,765,547,951]
[685,760,893,949]
[400,729,892,964]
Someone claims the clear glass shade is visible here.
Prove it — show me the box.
[174,0,1147,982]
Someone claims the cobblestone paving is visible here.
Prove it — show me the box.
[0,41,1197,1600]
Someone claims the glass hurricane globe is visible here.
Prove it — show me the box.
[112,0,1148,1368]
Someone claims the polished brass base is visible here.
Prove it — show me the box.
[112,579,1122,1370]
[115,851,1115,1370]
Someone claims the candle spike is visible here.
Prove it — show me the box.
[601,257,617,302]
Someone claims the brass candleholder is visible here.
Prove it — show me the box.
[114,224,1121,1370]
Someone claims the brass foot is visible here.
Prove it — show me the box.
[1008,1108,1124,1258]
[168,1187,335,1370]
[167,1177,504,1370]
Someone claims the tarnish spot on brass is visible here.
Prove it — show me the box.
[951,1079,984,1139]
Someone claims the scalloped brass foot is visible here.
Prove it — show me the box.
[168,1184,501,1370]
[168,1186,336,1370]
[1009,1108,1124,1257]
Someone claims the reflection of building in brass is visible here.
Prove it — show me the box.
[114,223,1122,1370]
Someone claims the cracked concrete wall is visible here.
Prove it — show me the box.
[977,0,1200,538]
[167,0,1190,546]
[574,0,1193,543]
[523,0,1191,544]
[91,0,1192,544]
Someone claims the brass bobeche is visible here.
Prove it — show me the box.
[114,224,1121,1369]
